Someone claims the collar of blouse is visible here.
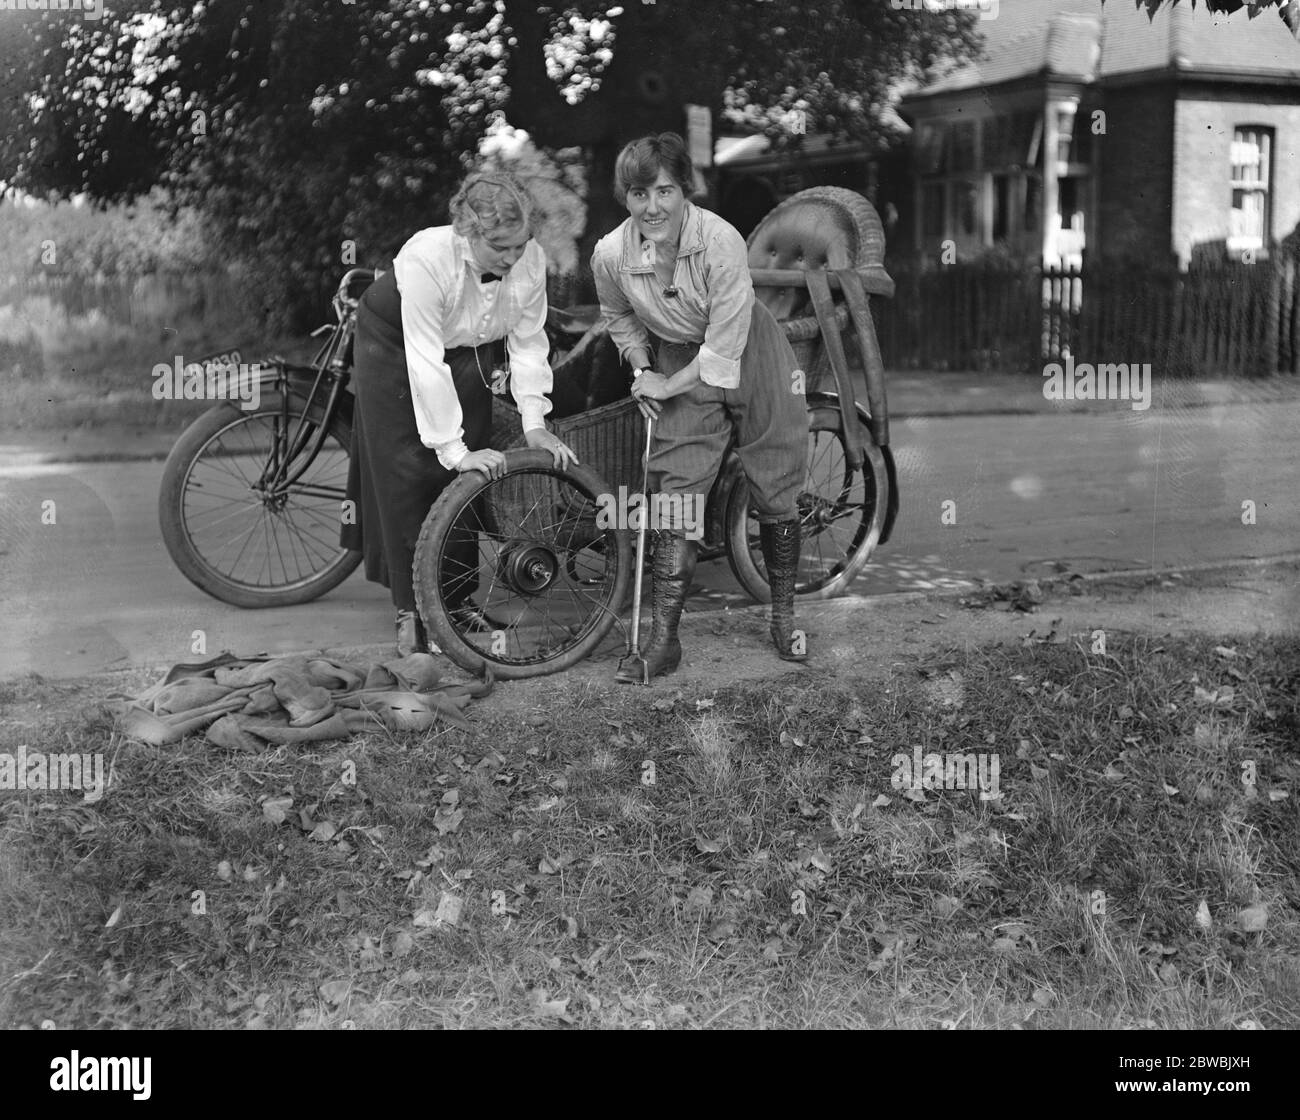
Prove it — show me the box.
[452,229,523,287]
[617,201,707,274]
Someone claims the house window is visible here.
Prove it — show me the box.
[916,121,948,174]
[951,120,978,173]
[922,181,946,240]
[957,181,979,236]
[993,174,1011,240]
[1229,126,1272,254]
[1055,108,1076,165]
[1024,175,1041,234]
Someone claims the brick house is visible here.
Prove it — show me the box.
[897,0,1300,268]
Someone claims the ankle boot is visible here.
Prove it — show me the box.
[616,528,697,682]
[395,608,428,657]
[760,518,806,662]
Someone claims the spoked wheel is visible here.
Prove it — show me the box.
[726,395,889,602]
[158,392,360,607]
[413,450,631,679]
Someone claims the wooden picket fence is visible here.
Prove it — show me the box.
[873,254,1300,377]
[9,256,1300,379]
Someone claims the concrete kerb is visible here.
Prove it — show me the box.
[683,551,1300,625]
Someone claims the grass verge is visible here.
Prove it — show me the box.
[1,632,1296,1029]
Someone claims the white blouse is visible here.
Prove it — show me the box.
[393,226,553,470]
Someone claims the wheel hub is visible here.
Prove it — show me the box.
[250,482,290,512]
[499,543,559,595]
[799,492,838,534]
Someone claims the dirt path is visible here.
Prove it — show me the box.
[231,559,1294,720]
[477,559,1299,711]
[22,559,1291,726]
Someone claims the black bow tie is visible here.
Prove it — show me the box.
[480,271,501,284]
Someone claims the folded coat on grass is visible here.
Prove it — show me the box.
[109,650,490,746]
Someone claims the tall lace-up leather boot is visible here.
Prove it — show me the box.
[760,518,807,662]
[616,527,697,682]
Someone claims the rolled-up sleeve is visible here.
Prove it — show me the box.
[506,244,554,433]
[394,250,468,470]
[699,224,754,389]
[593,241,652,364]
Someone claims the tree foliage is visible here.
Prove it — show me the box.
[0,1,981,326]
[1104,0,1300,34]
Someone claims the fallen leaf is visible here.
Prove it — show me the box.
[1103,764,1124,780]
[932,895,963,919]
[871,794,892,808]
[1238,905,1268,932]
[1163,784,1180,796]
[694,836,723,853]
[1194,900,1212,931]
[432,892,463,928]
[216,860,234,881]
[533,996,571,1020]
[762,938,790,962]
[1193,685,1235,706]
[390,930,415,958]
[1268,790,1289,802]
[318,980,350,1005]
[359,939,384,972]
[684,885,713,912]
[625,948,663,963]
[309,820,339,843]
[433,806,464,835]
[262,795,293,825]
[104,905,122,929]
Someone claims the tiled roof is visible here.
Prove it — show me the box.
[906,0,1300,100]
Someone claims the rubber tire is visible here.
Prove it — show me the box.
[413,450,631,679]
[725,398,889,603]
[158,392,360,608]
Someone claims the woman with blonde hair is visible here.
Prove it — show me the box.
[342,169,577,656]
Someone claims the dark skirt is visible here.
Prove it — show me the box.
[341,268,499,612]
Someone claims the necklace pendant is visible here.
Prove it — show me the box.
[490,369,510,395]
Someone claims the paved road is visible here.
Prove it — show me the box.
[1,400,1296,680]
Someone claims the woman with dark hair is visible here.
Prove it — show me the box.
[342,169,578,656]
[592,132,810,682]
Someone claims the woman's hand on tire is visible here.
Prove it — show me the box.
[456,448,508,479]
[524,428,579,470]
